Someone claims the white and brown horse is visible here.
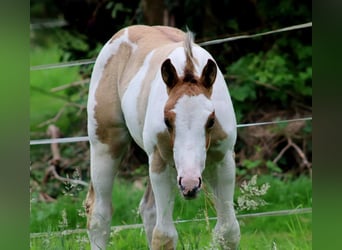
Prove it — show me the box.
[85,25,240,250]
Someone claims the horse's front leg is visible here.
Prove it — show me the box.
[149,151,177,250]
[207,150,240,250]
[86,142,116,250]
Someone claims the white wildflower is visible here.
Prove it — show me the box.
[237,175,270,211]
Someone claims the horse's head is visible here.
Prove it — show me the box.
[161,56,217,199]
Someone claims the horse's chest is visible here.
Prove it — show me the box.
[120,78,147,148]
[119,64,152,143]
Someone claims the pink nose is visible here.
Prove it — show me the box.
[178,176,202,199]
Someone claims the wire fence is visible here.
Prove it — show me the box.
[30,19,68,30]
[30,207,312,238]
[199,22,312,46]
[30,58,96,71]
[30,22,312,71]
[30,117,312,146]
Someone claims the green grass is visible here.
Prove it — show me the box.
[30,176,312,249]
[30,217,312,250]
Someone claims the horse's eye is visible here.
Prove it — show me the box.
[164,118,172,130]
[206,117,215,129]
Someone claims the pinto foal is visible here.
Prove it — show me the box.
[85,25,240,250]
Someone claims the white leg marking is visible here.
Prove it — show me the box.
[206,151,240,250]
[149,158,178,249]
[88,142,116,250]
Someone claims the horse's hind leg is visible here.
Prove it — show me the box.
[139,178,156,248]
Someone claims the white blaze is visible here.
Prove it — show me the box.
[172,94,214,178]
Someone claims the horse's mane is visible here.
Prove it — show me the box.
[183,30,196,82]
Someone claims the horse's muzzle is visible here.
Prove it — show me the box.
[178,176,202,199]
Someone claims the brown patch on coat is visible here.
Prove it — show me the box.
[211,119,229,142]
[207,121,229,162]
[85,182,94,228]
[94,44,132,158]
[204,112,216,150]
[152,228,175,250]
[150,147,167,174]
[165,82,212,110]
[128,25,185,45]
[141,178,155,209]
[154,25,186,42]
[156,131,173,163]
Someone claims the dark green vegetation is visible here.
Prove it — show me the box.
[30,0,312,249]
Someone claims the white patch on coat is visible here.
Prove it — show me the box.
[142,74,169,155]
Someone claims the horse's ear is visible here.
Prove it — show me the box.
[200,59,217,89]
[161,59,179,90]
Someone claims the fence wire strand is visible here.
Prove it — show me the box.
[30,207,312,238]
[30,59,96,71]
[30,22,312,71]
[29,117,312,145]
[198,22,312,46]
[30,19,67,30]
[236,117,312,128]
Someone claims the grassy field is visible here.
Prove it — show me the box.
[30,175,312,249]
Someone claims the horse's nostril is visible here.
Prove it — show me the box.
[178,177,185,190]
[198,177,202,188]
